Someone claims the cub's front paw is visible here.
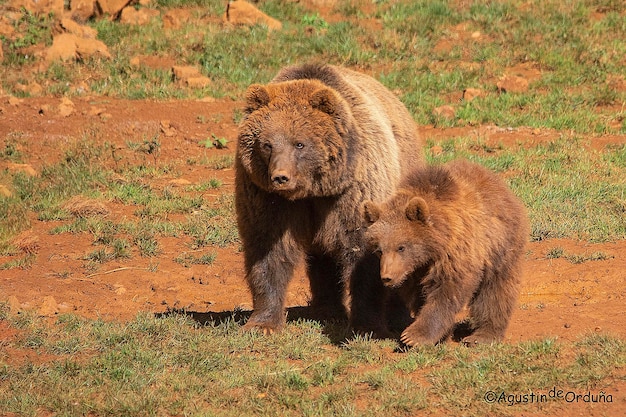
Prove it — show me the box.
[400,322,441,347]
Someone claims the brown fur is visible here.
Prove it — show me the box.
[362,159,529,346]
[235,63,424,335]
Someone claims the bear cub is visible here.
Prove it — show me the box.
[362,159,529,346]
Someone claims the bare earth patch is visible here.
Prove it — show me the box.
[1,96,624,342]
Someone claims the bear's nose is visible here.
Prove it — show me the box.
[272,171,291,185]
[381,277,392,284]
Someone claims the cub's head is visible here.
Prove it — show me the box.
[362,193,435,288]
[237,80,353,200]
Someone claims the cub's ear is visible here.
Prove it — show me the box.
[245,84,271,114]
[362,201,381,226]
[405,197,431,225]
[309,88,339,116]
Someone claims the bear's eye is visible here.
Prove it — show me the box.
[397,245,405,253]
[295,142,304,150]
[263,143,272,151]
[374,249,382,258]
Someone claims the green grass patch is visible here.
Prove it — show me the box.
[0,312,623,416]
[2,0,623,133]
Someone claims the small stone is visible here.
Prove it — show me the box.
[432,105,456,119]
[113,284,127,295]
[462,88,483,102]
[58,97,75,117]
[38,296,59,317]
[496,75,529,93]
[7,163,38,177]
[0,184,12,197]
[430,145,444,156]
[7,295,21,315]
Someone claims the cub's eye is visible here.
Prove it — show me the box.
[397,245,405,253]
[263,143,272,151]
[295,142,304,149]
[374,248,382,258]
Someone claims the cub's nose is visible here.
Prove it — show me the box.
[381,277,392,284]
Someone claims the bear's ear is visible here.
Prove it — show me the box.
[309,88,338,116]
[362,201,381,226]
[405,197,431,225]
[245,84,271,114]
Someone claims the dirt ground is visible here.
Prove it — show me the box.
[1,95,625,348]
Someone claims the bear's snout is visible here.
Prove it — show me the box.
[271,170,291,186]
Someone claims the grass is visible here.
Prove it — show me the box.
[0,309,623,416]
[0,1,625,415]
[1,0,624,133]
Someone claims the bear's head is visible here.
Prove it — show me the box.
[362,192,435,288]
[237,79,353,200]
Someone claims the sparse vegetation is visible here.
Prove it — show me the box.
[0,0,625,416]
[0,311,624,416]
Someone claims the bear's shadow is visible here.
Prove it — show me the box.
[155,307,477,347]
[156,306,356,345]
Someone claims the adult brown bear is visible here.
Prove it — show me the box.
[362,159,529,346]
[235,63,424,336]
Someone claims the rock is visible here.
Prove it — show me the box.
[432,105,456,119]
[0,17,15,38]
[172,65,201,80]
[39,296,59,317]
[113,284,127,295]
[15,82,43,96]
[160,119,177,137]
[430,145,444,156]
[496,75,529,93]
[46,34,78,62]
[185,76,211,89]
[6,295,21,315]
[7,163,38,177]
[462,88,483,102]
[162,9,191,29]
[70,0,97,22]
[8,0,63,16]
[168,178,192,187]
[58,18,98,39]
[172,65,211,88]
[75,36,111,59]
[0,185,12,197]
[224,0,282,31]
[119,7,160,25]
[8,96,23,106]
[96,0,131,16]
[58,97,75,117]
[45,31,112,62]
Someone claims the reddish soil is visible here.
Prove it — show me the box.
[1,95,624,347]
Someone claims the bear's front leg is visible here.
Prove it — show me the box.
[242,248,297,334]
[400,298,459,347]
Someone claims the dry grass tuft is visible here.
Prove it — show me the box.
[64,196,111,217]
